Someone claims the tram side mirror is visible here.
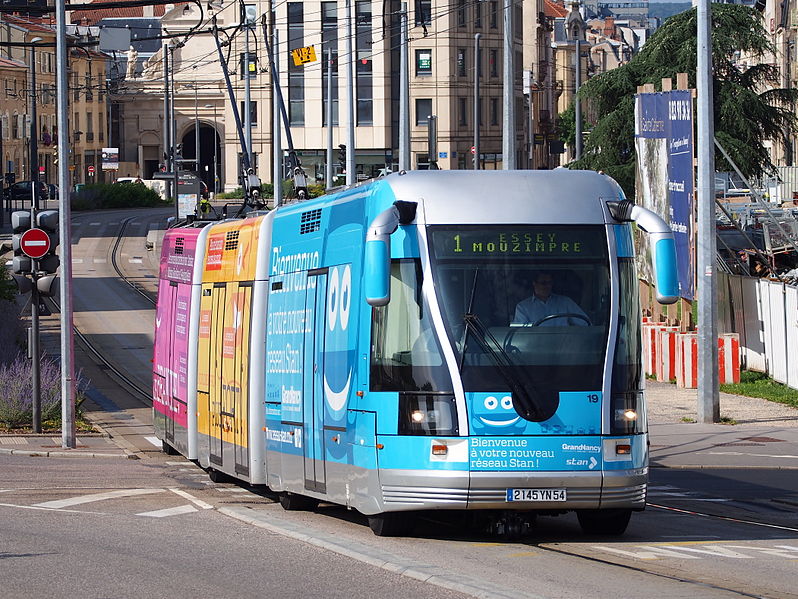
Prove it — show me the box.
[365,237,391,307]
[651,234,678,304]
[608,200,679,305]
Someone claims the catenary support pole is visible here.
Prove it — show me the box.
[574,39,582,161]
[502,0,515,169]
[55,0,75,448]
[345,0,355,183]
[28,37,41,433]
[398,2,410,171]
[474,33,481,169]
[696,0,719,422]
[273,26,283,207]
[162,42,172,206]
[326,48,333,189]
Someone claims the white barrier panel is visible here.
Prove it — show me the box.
[741,277,767,372]
[675,333,740,388]
[656,328,678,382]
[788,285,798,389]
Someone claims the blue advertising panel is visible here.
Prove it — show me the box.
[635,90,694,300]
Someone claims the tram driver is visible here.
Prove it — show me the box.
[512,271,588,327]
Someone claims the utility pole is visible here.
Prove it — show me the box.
[574,39,582,161]
[273,26,282,206]
[696,0,719,422]
[55,0,75,448]
[244,19,253,167]
[162,42,172,204]
[345,0,355,184]
[169,44,178,220]
[28,36,42,433]
[326,47,334,189]
[398,2,410,171]
[502,0,516,169]
[194,85,200,176]
[474,33,481,170]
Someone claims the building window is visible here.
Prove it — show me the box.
[356,1,373,126]
[415,49,432,75]
[415,98,432,126]
[287,2,305,126]
[239,101,258,126]
[86,112,94,141]
[458,97,467,126]
[490,1,498,28]
[457,49,466,77]
[457,0,466,27]
[85,74,93,101]
[321,1,339,126]
[475,1,482,28]
[490,48,498,77]
[414,0,431,25]
[490,98,499,126]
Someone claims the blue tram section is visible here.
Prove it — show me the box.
[153,170,678,535]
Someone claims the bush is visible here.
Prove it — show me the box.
[216,180,327,200]
[0,355,89,428]
[71,183,167,211]
[1,263,17,303]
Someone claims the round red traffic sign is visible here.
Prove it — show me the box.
[88,165,95,175]
[470,146,476,155]
[20,228,51,259]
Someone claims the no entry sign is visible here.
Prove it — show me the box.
[20,228,51,259]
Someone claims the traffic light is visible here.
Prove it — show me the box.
[174,143,184,159]
[36,209,59,274]
[11,210,32,275]
[338,144,346,172]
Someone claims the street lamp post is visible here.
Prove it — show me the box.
[28,35,43,433]
[193,84,199,179]
[205,103,217,194]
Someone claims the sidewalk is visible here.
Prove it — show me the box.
[647,380,798,469]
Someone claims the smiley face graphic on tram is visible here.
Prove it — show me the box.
[323,265,355,420]
[469,393,528,434]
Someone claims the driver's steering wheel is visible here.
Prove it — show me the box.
[532,313,591,327]
[503,313,592,352]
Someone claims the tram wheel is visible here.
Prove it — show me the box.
[576,509,632,536]
[207,468,232,484]
[161,441,179,456]
[279,492,319,511]
[367,513,411,537]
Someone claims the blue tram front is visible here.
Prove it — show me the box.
[261,170,677,535]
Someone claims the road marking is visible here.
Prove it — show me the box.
[33,488,164,509]
[72,258,83,263]
[708,451,798,460]
[649,503,798,532]
[93,258,107,263]
[129,258,143,264]
[0,502,107,515]
[168,488,213,509]
[0,438,27,445]
[144,436,162,448]
[166,461,190,466]
[137,504,198,518]
[89,222,101,226]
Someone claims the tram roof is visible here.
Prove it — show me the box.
[383,169,622,225]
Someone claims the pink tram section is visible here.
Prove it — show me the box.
[152,226,202,455]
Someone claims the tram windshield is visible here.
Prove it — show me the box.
[429,225,611,421]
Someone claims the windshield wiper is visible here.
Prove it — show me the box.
[456,270,546,420]
[461,312,545,421]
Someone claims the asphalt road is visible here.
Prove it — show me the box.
[13,207,797,599]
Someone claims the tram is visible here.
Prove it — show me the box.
[152,170,678,536]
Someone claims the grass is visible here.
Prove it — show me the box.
[720,370,798,409]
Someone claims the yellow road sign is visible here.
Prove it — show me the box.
[291,45,317,66]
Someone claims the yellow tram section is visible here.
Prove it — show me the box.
[197,216,264,449]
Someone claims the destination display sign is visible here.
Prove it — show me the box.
[430,226,607,260]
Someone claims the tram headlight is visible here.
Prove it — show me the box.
[399,394,458,436]
[611,392,645,434]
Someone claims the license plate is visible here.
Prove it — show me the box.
[506,488,567,502]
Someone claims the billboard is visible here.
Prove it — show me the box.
[635,90,695,300]
[101,147,119,170]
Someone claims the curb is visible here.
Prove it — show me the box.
[0,447,137,459]
[650,462,798,470]
[219,506,541,599]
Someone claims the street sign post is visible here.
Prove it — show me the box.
[20,227,50,259]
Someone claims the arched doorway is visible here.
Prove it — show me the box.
[181,124,221,193]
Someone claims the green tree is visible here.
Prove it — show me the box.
[562,4,798,197]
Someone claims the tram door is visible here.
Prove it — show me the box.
[164,281,178,444]
[208,283,225,465]
[303,270,327,493]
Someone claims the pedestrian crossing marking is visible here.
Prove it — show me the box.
[137,504,198,518]
[33,488,163,509]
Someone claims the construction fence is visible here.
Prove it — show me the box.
[718,272,798,390]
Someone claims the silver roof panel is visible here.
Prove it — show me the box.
[384,170,623,225]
